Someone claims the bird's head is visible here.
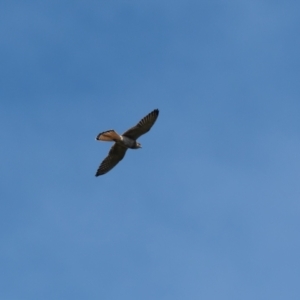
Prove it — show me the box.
[135,142,142,149]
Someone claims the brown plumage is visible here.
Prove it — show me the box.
[95,109,159,176]
[96,130,121,142]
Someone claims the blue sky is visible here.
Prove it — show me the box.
[1,1,300,299]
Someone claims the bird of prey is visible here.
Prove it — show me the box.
[95,109,159,176]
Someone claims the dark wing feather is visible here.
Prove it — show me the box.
[122,109,159,139]
[95,143,127,176]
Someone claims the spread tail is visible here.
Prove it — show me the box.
[96,130,121,142]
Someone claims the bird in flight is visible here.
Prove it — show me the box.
[95,109,159,176]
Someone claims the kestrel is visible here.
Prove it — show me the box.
[95,109,159,176]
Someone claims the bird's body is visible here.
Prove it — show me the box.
[97,130,139,148]
[95,109,159,176]
[120,135,139,149]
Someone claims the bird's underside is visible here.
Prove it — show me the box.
[95,109,159,176]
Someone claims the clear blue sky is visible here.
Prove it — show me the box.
[1,1,300,299]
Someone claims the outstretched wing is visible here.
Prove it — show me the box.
[122,109,159,140]
[95,143,127,176]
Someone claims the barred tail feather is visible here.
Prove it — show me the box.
[96,130,121,142]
